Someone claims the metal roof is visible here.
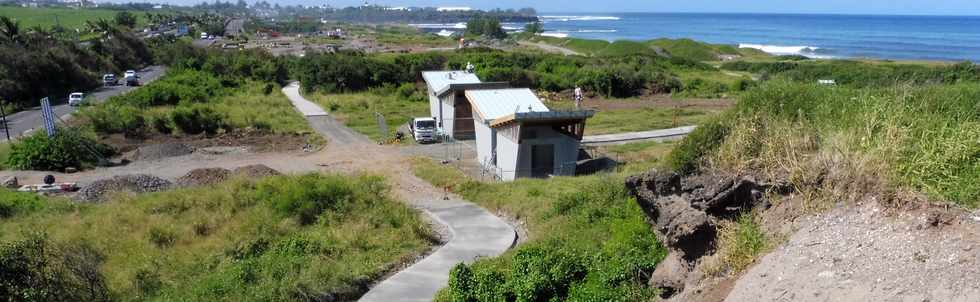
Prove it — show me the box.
[490,110,595,128]
[422,71,481,94]
[465,88,550,121]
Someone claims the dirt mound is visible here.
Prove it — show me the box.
[232,164,281,178]
[625,170,782,298]
[76,174,172,202]
[176,168,232,187]
[132,143,195,161]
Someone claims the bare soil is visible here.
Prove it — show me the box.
[725,201,980,302]
[101,129,309,156]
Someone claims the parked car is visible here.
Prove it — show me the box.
[68,92,85,106]
[409,117,439,143]
[103,74,118,86]
[124,70,140,86]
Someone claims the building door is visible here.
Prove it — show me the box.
[531,144,555,178]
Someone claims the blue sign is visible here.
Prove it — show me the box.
[40,97,57,137]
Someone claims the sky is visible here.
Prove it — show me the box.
[219,0,980,15]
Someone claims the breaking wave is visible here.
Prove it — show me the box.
[539,15,621,22]
[738,43,833,58]
[410,23,467,29]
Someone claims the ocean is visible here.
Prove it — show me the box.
[413,13,980,62]
[536,13,980,62]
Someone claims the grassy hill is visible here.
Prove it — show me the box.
[0,174,434,300]
[0,6,137,30]
[667,81,980,208]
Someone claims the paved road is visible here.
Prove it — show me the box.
[1,65,167,141]
[282,83,516,301]
[581,125,697,146]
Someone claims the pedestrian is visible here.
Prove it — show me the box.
[574,86,583,109]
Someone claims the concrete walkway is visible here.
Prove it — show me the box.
[282,82,328,116]
[282,83,516,302]
[582,125,697,146]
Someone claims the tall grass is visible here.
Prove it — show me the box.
[674,80,980,207]
[0,174,433,301]
[0,142,10,170]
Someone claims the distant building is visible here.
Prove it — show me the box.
[437,6,472,11]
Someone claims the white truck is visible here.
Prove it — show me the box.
[409,117,438,143]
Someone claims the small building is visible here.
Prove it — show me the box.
[467,88,594,181]
[422,70,508,139]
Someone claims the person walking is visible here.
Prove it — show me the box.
[574,86,584,109]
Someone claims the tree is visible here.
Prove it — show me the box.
[114,11,137,28]
[0,16,22,45]
[524,21,544,34]
[466,17,506,39]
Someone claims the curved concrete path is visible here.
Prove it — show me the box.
[282,83,516,301]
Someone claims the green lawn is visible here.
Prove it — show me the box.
[310,90,429,142]
[0,6,139,30]
[0,174,434,300]
[587,107,715,135]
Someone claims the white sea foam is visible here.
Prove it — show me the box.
[410,22,467,29]
[578,29,617,33]
[435,29,456,37]
[738,43,833,58]
[539,15,621,22]
[538,32,570,38]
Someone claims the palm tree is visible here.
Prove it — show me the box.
[0,16,23,45]
[85,18,117,40]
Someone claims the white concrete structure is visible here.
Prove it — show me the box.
[421,71,508,139]
[467,88,593,181]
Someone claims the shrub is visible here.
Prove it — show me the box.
[0,190,47,218]
[147,227,177,248]
[253,174,386,225]
[666,118,730,174]
[0,234,109,301]
[171,105,225,135]
[6,129,113,171]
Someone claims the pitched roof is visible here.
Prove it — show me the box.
[465,88,550,121]
[421,71,481,94]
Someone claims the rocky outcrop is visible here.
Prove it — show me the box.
[626,170,783,298]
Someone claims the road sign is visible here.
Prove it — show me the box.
[40,97,57,137]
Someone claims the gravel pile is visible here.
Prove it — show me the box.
[133,143,195,161]
[233,165,281,178]
[176,168,232,187]
[76,174,172,202]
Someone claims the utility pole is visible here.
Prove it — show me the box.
[0,100,10,141]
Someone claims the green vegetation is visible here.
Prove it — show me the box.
[5,129,113,171]
[293,47,740,99]
[310,86,429,141]
[670,81,980,207]
[587,107,715,135]
[0,14,153,111]
[465,16,507,39]
[714,213,771,274]
[722,59,980,87]
[0,142,10,170]
[77,43,309,139]
[0,6,137,29]
[413,158,668,301]
[0,174,434,301]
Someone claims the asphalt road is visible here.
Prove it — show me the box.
[0,65,167,141]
